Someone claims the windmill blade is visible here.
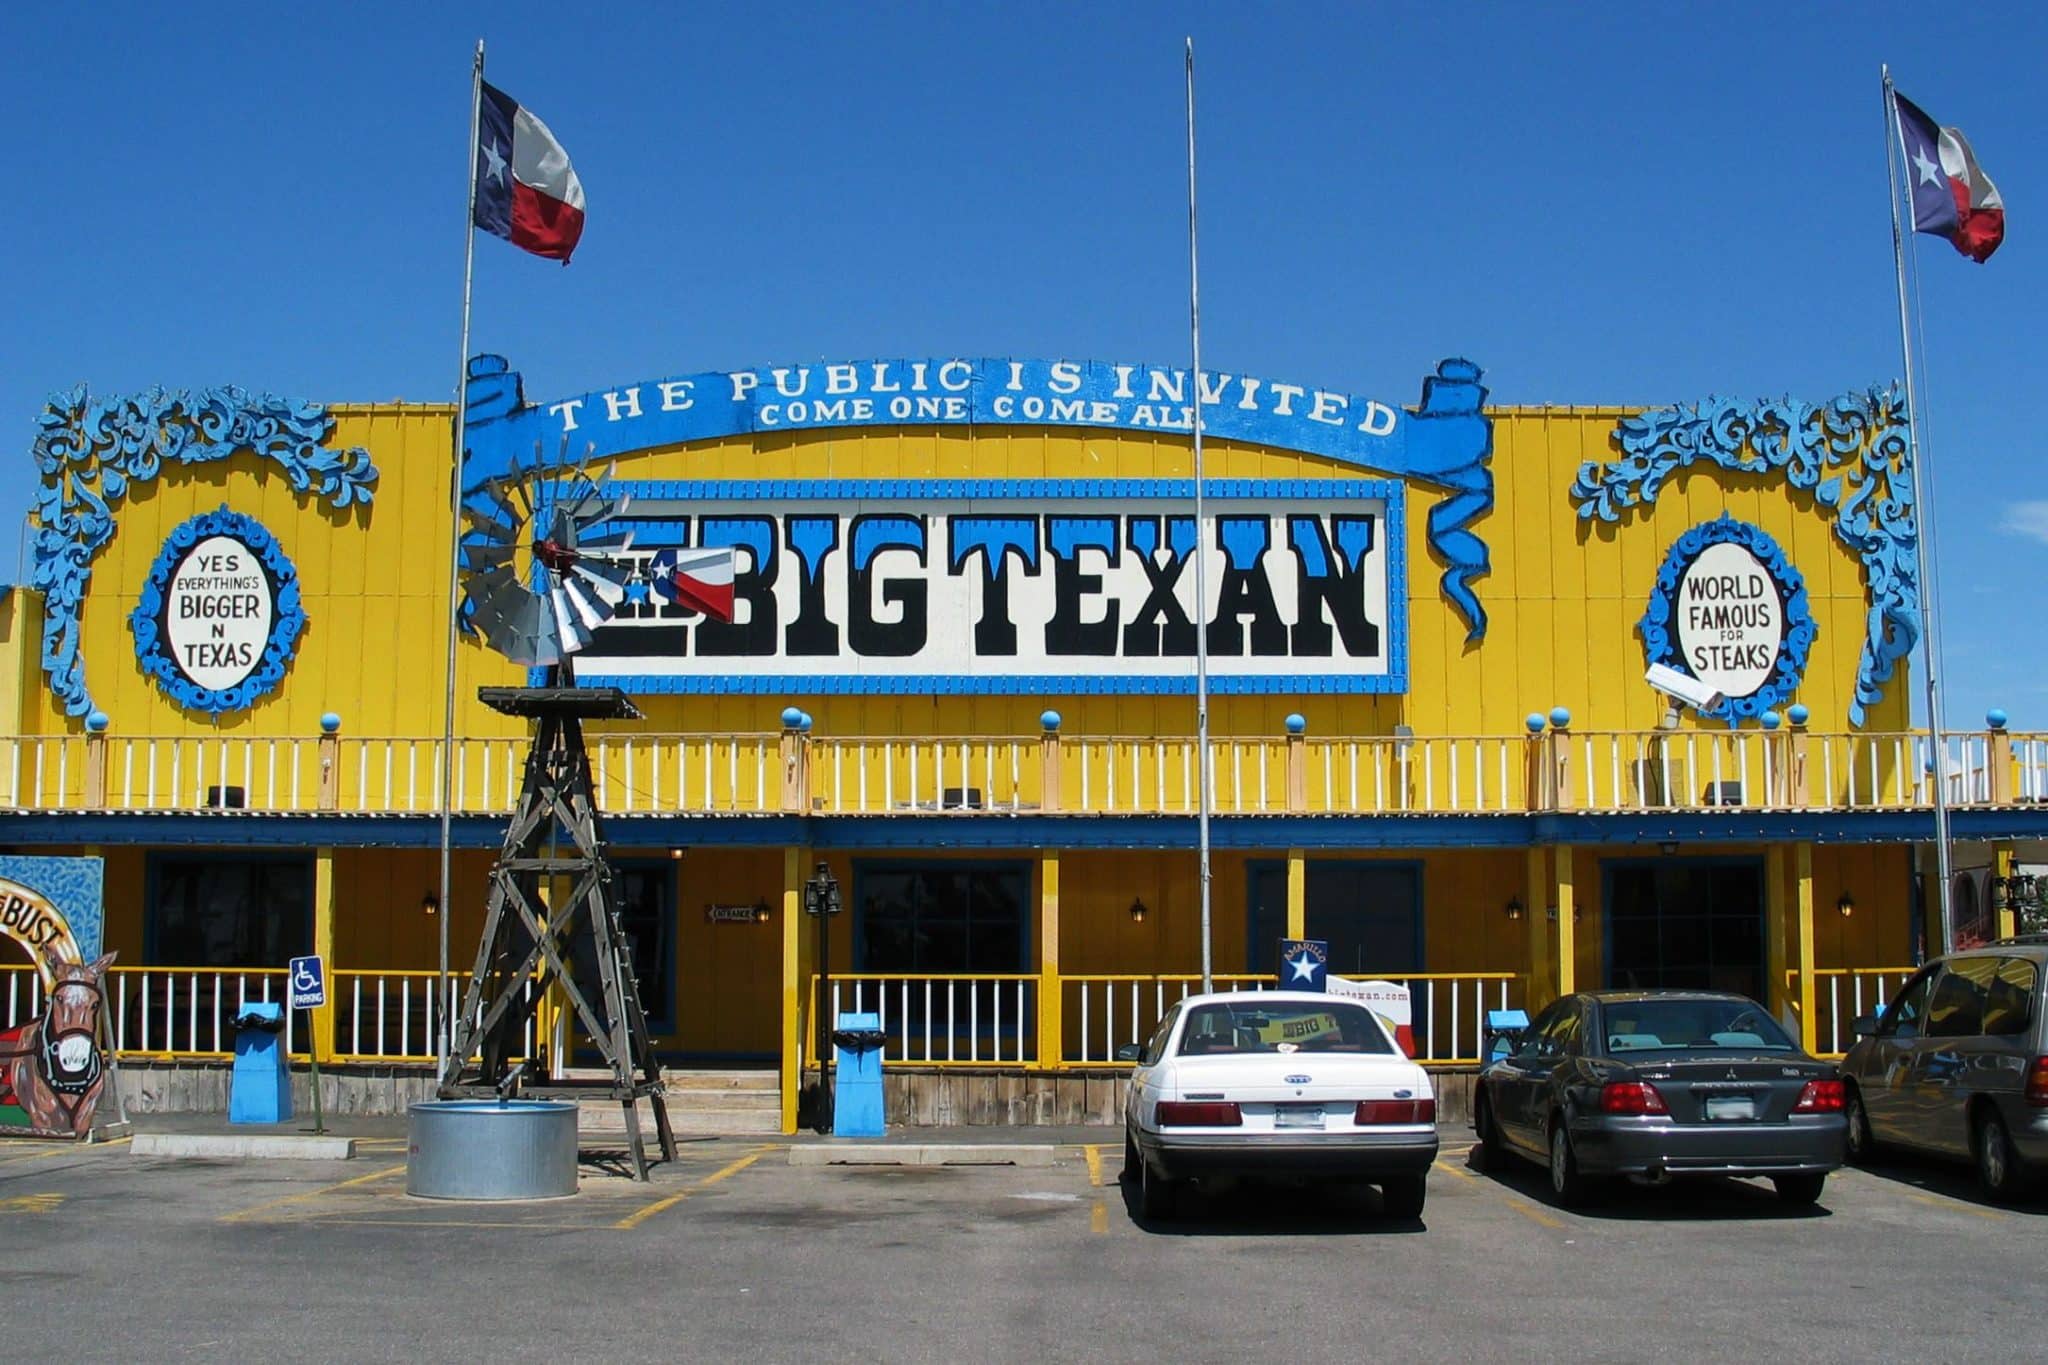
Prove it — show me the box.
[547,584,598,654]
[462,503,519,543]
[477,476,522,529]
[462,565,518,615]
[568,562,629,609]
[461,542,516,574]
[559,574,620,629]
[571,555,633,588]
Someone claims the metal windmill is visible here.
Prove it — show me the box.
[439,444,729,1179]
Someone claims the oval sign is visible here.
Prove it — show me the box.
[131,509,306,714]
[1640,516,1814,724]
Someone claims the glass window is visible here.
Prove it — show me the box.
[1175,1000,1394,1057]
[1142,1005,1182,1066]
[1985,958,2040,1038]
[858,865,1027,974]
[1881,970,1937,1040]
[567,863,676,1032]
[149,856,311,968]
[1927,959,1995,1038]
[1596,998,1795,1052]
[1517,1001,1564,1057]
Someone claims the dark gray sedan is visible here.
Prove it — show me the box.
[1472,990,1846,1206]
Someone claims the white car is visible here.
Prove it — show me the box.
[1118,990,1439,1219]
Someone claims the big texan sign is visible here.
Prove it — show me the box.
[464,354,1502,695]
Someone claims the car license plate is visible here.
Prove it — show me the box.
[1275,1105,1324,1130]
[1704,1095,1757,1122]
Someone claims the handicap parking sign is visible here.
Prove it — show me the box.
[288,954,326,1010]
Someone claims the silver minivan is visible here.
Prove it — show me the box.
[1839,937,2048,1199]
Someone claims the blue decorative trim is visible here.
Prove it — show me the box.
[129,508,306,714]
[1638,516,1814,726]
[31,387,376,718]
[1571,387,1911,725]
[602,478,1406,503]
[463,356,1494,639]
[570,672,1411,696]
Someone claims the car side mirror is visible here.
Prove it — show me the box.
[1114,1044,1143,1063]
[1851,1013,1879,1040]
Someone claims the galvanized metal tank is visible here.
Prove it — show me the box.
[407,1099,578,1200]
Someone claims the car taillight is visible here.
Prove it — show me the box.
[1792,1079,1845,1114]
[1599,1081,1668,1115]
[2027,1058,2048,1108]
[1156,1101,1242,1127]
[1355,1099,1436,1125]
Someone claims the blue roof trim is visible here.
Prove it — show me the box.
[569,673,1410,696]
[603,478,1406,503]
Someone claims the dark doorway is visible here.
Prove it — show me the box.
[1247,861,1423,977]
[1604,859,1766,1003]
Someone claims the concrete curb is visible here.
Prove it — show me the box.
[788,1143,1068,1167]
[131,1134,358,1161]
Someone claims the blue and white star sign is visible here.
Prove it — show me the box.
[1279,938,1329,992]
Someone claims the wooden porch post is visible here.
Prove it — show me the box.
[1285,849,1306,942]
[1037,850,1061,1069]
[779,845,809,1135]
[1525,845,1552,1006]
[1795,843,1817,1055]
[311,847,336,1064]
[1553,845,1576,996]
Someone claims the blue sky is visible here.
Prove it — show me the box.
[6,2,2042,729]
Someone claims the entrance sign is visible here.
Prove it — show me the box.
[566,484,1403,694]
[288,955,327,1010]
[131,508,307,714]
[1639,516,1814,724]
[0,857,112,1139]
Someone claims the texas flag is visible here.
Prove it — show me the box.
[1895,91,2004,263]
[474,81,586,262]
[651,547,737,623]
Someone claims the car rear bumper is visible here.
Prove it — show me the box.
[1138,1127,1439,1181]
[1569,1115,1846,1177]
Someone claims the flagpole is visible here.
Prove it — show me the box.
[437,39,485,1071]
[1185,37,1213,993]
[1881,65,1956,958]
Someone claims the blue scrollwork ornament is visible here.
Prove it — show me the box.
[30,385,375,718]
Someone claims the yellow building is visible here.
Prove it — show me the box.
[4,353,2040,1130]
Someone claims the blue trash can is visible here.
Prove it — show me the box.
[831,1011,886,1138]
[1483,1008,1529,1066]
[229,1001,293,1124]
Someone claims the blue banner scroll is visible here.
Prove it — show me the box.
[462,355,1495,641]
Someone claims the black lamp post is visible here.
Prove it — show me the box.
[803,860,842,1132]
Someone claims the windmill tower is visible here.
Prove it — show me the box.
[438,450,729,1179]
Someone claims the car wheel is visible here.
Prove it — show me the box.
[1772,1173,1826,1206]
[1548,1118,1589,1208]
[1843,1084,1875,1166]
[1380,1174,1426,1219]
[1123,1128,1140,1183]
[1471,1095,1502,1173]
[1976,1109,2034,1202]
[1138,1151,1177,1220]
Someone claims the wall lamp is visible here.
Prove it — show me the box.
[421,891,438,916]
[1505,896,1524,921]
[1129,898,1148,924]
[753,899,771,924]
[1836,891,1855,919]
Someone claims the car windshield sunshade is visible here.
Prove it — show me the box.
[1176,1001,1396,1056]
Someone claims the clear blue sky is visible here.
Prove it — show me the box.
[7,2,2042,729]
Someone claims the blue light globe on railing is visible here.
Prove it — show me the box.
[1041,710,1062,733]
[797,711,813,733]
[1761,710,1781,731]
[320,712,341,734]
[1548,707,1571,730]
[781,706,804,729]
[1989,708,2010,731]
[1285,714,1306,735]
[85,710,108,734]
[1787,704,1809,727]
[1525,713,1546,734]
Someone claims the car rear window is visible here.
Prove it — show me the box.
[1176,1001,1394,1056]
[1598,999,1795,1052]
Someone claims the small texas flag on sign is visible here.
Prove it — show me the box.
[474,81,586,262]
[651,546,737,623]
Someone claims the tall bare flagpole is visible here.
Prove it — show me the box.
[1185,37,1214,992]
[1881,64,1956,957]
[438,39,485,1067]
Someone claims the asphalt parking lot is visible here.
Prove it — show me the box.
[4,1130,2043,1363]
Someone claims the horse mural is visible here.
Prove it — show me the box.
[0,948,116,1138]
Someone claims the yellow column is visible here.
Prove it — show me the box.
[311,847,336,1063]
[1524,846,1551,1006]
[1285,849,1306,941]
[1553,845,1576,996]
[779,846,808,1134]
[1764,847,1789,1021]
[1037,850,1061,1069]
[1795,843,1817,1055]
[1995,845,2017,941]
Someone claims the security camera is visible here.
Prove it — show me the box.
[1645,662,1723,712]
